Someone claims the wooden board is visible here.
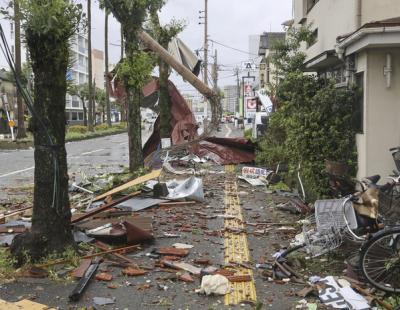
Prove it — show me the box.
[93,169,162,201]
[0,299,55,310]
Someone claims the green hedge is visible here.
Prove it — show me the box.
[68,125,88,134]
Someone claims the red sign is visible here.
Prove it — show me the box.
[245,84,252,95]
[246,98,257,110]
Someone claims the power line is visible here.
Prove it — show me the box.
[209,39,259,56]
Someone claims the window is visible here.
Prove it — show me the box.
[72,96,80,108]
[354,72,364,133]
[78,112,84,120]
[71,112,78,121]
[65,96,72,108]
[78,36,86,53]
[307,29,318,48]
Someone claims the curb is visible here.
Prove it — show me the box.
[0,129,127,151]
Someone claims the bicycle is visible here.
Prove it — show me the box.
[278,147,400,293]
[341,155,400,293]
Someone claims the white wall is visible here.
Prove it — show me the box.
[358,48,400,179]
[294,0,400,62]
[362,0,400,25]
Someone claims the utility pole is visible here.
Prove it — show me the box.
[105,11,111,127]
[203,0,208,86]
[212,49,218,92]
[199,0,209,121]
[14,0,26,139]
[235,67,240,116]
[87,0,94,131]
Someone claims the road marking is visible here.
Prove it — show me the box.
[223,165,257,305]
[118,142,128,146]
[81,148,105,155]
[0,166,34,179]
[224,124,232,138]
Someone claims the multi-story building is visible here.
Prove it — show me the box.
[258,32,285,91]
[92,49,105,90]
[66,33,89,123]
[292,0,400,179]
[223,85,238,114]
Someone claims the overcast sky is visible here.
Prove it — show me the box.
[92,0,292,92]
[1,0,292,93]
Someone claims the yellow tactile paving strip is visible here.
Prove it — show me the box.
[224,165,257,305]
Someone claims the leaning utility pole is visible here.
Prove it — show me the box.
[14,0,26,139]
[138,30,221,131]
[87,0,94,131]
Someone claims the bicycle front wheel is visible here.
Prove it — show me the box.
[360,227,400,293]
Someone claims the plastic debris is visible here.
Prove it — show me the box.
[172,243,194,249]
[92,297,116,306]
[167,176,205,202]
[197,274,230,296]
[318,276,370,309]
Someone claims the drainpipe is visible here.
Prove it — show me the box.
[356,0,362,28]
[384,54,392,88]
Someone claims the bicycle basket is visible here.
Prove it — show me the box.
[302,215,342,257]
[315,198,358,232]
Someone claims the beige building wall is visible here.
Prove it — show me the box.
[92,49,105,90]
[293,0,358,61]
[294,0,400,61]
[361,0,400,24]
[356,48,400,180]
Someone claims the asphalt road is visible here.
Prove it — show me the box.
[0,131,150,198]
[0,123,243,199]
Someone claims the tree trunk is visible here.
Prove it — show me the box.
[11,35,74,264]
[14,0,26,139]
[120,25,124,60]
[159,59,170,138]
[127,88,143,171]
[105,12,112,127]
[82,99,87,126]
[92,80,96,126]
[87,0,94,131]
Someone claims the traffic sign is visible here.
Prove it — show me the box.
[242,62,256,70]
[8,120,15,127]
[244,84,252,95]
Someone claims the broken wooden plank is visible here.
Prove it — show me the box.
[0,206,32,221]
[72,258,92,279]
[93,241,139,267]
[227,274,252,282]
[71,191,140,224]
[93,169,162,201]
[156,247,189,257]
[162,260,202,275]
[35,244,140,268]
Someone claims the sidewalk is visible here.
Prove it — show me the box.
[0,163,309,309]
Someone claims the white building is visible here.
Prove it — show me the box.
[258,32,285,91]
[223,85,238,114]
[293,0,400,180]
[66,34,89,123]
